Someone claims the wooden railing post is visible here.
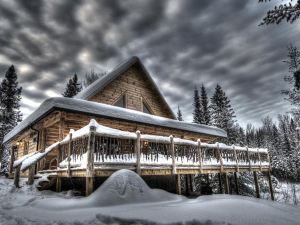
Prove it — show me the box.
[136,130,141,176]
[246,146,251,171]
[233,145,239,172]
[197,139,202,173]
[57,144,61,168]
[217,143,223,173]
[170,135,176,174]
[257,148,262,171]
[67,132,73,177]
[86,125,96,196]
[14,164,21,188]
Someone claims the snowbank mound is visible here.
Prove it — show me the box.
[87,169,181,206]
[32,169,182,210]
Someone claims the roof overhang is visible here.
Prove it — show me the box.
[3,97,227,144]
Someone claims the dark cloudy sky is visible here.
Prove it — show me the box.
[0,0,299,127]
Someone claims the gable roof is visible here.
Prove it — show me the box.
[3,97,227,144]
[75,56,176,119]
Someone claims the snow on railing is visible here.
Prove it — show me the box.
[14,119,270,173]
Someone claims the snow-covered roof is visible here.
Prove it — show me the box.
[3,97,227,144]
[74,56,176,119]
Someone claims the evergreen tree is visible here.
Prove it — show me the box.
[177,106,183,121]
[210,84,236,144]
[192,87,202,124]
[282,45,300,116]
[200,84,210,125]
[0,65,22,174]
[260,0,300,25]
[62,73,82,98]
[83,70,106,88]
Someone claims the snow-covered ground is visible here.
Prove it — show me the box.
[0,170,300,225]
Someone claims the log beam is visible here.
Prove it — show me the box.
[85,125,96,196]
[224,173,229,194]
[234,172,239,195]
[56,177,61,192]
[175,174,181,195]
[267,171,274,201]
[14,165,21,188]
[218,173,223,194]
[27,164,36,185]
[253,171,260,198]
[135,130,141,175]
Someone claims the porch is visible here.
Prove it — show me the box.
[11,119,273,198]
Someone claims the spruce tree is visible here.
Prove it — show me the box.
[210,84,236,144]
[177,106,183,121]
[62,73,82,98]
[0,65,22,174]
[200,84,210,125]
[192,87,202,124]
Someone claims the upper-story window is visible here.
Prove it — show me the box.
[113,94,126,108]
[142,101,153,115]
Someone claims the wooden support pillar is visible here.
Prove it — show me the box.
[27,164,36,185]
[246,146,251,171]
[185,174,192,195]
[253,171,260,198]
[14,165,21,188]
[170,135,176,175]
[197,139,202,173]
[224,173,229,194]
[218,173,223,194]
[175,174,181,195]
[56,177,61,192]
[86,124,96,196]
[267,171,274,201]
[217,143,224,173]
[67,132,73,177]
[234,172,239,195]
[135,130,141,176]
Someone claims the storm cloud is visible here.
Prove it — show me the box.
[0,0,299,127]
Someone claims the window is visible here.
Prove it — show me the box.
[143,102,153,114]
[23,141,29,155]
[113,95,126,108]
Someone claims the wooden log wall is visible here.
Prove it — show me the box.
[89,64,175,119]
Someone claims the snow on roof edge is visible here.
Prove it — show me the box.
[3,97,227,144]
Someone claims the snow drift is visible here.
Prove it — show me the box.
[32,169,183,210]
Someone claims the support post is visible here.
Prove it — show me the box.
[56,177,61,192]
[253,171,260,198]
[197,139,202,173]
[185,174,192,195]
[175,174,181,195]
[246,146,251,171]
[67,132,73,177]
[234,172,239,195]
[224,173,229,194]
[233,145,239,172]
[217,143,223,173]
[218,173,223,194]
[170,135,176,175]
[257,149,262,172]
[86,125,96,196]
[27,164,36,185]
[267,170,274,201]
[135,130,141,176]
[14,165,21,188]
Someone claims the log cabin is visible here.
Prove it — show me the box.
[3,56,273,198]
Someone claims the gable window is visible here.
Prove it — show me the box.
[143,102,153,115]
[113,95,126,108]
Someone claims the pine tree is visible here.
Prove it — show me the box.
[200,84,210,125]
[282,45,300,116]
[177,106,183,121]
[0,65,22,174]
[192,87,202,124]
[62,73,82,98]
[83,70,106,88]
[210,84,236,144]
